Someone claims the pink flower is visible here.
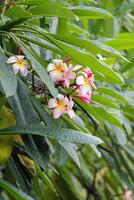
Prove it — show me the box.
[76,67,96,95]
[47,59,67,82]
[77,92,92,104]
[125,189,133,200]
[48,94,75,119]
[7,55,29,77]
[48,94,68,119]
[65,97,75,118]
[61,64,82,88]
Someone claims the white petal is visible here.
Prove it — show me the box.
[73,64,83,71]
[17,55,25,61]
[57,94,65,101]
[48,99,57,108]
[76,76,85,85]
[20,67,28,77]
[12,63,20,74]
[49,70,63,82]
[67,109,75,118]
[69,72,76,80]
[53,107,64,119]
[7,56,18,64]
[80,85,89,95]
[53,59,67,70]
[47,63,55,72]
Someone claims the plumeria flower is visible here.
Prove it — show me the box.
[125,190,133,200]
[76,67,96,95]
[7,55,29,77]
[47,59,67,82]
[61,64,82,88]
[48,94,68,119]
[77,92,92,104]
[65,96,75,118]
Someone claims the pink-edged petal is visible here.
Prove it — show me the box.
[76,76,85,85]
[78,94,91,104]
[73,64,83,71]
[12,63,20,74]
[69,72,76,80]
[7,56,18,64]
[48,99,57,108]
[64,97,69,105]
[53,107,64,119]
[49,70,63,82]
[57,94,65,101]
[67,109,75,118]
[20,67,28,77]
[80,85,91,95]
[47,63,55,72]
[63,78,70,88]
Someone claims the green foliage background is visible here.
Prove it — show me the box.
[0,0,134,199]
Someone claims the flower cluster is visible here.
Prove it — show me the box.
[7,54,96,119]
[47,59,96,119]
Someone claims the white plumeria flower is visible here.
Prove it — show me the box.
[47,59,67,82]
[7,55,29,77]
[76,67,96,95]
[48,94,68,119]
[48,94,75,119]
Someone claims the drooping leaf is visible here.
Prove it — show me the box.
[0,178,34,200]
[0,48,17,97]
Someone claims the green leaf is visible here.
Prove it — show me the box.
[59,142,80,168]
[0,49,17,98]
[93,106,123,129]
[5,6,31,18]
[75,98,103,124]
[29,3,75,19]
[103,39,134,50]
[0,124,103,145]
[50,34,126,60]
[70,6,113,19]
[92,94,119,109]
[0,92,6,108]
[97,87,127,104]
[0,178,34,200]
[35,163,57,195]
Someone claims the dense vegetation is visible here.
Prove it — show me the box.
[0,0,134,199]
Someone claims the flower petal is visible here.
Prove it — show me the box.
[67,109,75,118]
[73,64,83,71]
[48,99,57,108]
[80,85,91,95]
[76,76,85,85]
[69,72,76,80]
[12,63,20,74]
[49,70,63,82]
[7,56,18,64]
[57,94,65,101]
[53,107,64,119]
[47,63,55,72]
[20,67,28,77]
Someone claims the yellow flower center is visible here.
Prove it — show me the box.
[55,64,64,73]
[57,99,65,109]
[17,59,27,68]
